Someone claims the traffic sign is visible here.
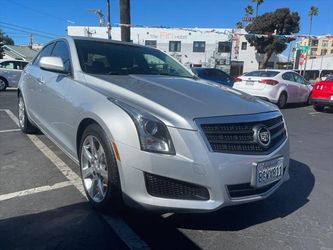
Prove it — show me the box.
[297,45,309,54]
[299,54,305,66]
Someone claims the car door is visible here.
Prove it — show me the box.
[281,72,299,103]
[23,42,55,123]
[292,73,310,102]
[0,61,21,87]
[36,40,77,154]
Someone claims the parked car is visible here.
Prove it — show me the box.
[18,37,289,212]
[312,75,333,112]
[191,67,234,87]
[233,70,312,108]
[0,59,29,91]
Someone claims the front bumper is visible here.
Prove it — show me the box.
[115,126,290,213]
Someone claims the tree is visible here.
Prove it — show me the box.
[119,0,131,42]
[245,5,254,16]
[0,30,14,59]
[236,22,244,29]
[304,6,319,70]
[245,8,300,69]
[252,0,264,17]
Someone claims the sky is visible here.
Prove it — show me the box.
[0,0,332,46]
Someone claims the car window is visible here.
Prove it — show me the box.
[21,61,28,69]
[33,43,54,65]
[292,73,306,84]
[75,39,193,78]
[0,61,15,69]
[245,71,280,77]
[282,72,294,81]
[325,75,333,81]
[13,61,24,70]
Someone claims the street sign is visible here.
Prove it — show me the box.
[299,54,305,66]
[297,45,310,54]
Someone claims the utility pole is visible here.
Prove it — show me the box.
[106,0,111,39]
[29,34,33,49]
[120,0,131,42]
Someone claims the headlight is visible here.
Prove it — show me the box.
[108,97,175,155]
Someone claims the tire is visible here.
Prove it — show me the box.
[79,123,123,211]
[18,95,39,134]
[313,104,324,112]
[277,92,287,109]
[0,77,7,91]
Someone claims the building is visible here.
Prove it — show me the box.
[2,45,39,61]
[299,35,333,59]
[67,26,283,75]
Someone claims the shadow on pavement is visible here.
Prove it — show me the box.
[0,202,129,250]
[166,158,315,231]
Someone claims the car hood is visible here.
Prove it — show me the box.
[83,74,279,130]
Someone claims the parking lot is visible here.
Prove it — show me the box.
[0,89,332,250]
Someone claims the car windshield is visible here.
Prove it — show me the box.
[244,70,280,77]
[75,39,194,78]
[325,75,333,81]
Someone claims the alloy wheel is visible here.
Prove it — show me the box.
[80,135,109,203]
[0,79,6,90]
[18,97,25,129]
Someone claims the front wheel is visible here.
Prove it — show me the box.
[0,78,7,91]
[18,95,38,134]
[79,124,123,211]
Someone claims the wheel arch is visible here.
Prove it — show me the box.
[76,118,100,158]
[0,76,8,88]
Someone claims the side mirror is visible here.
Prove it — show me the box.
[39,56,67,74]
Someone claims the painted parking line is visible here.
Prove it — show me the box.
[0,129,21,133]
[0,181,72,202]
[1,109,149,250]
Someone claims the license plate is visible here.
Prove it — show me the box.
[246,81,254,86]
[251,157,284,188]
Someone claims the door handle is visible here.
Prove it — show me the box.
[37,77,46,85]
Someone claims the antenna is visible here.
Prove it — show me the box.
[88,9,105,27]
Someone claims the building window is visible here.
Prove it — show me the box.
[322,40,328,47]
[241,42,247,50]
[321,49,327,56]
[330,49,333,54]
[311,40,318,47]
[145,40,157,48]
[169,41,181,52]
[218,42,231,53]
[193,41,205,52]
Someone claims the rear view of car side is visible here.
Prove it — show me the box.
[0,59,28,91]
[233,70,312,108]
[18,36,290,213]
[312,75,333,111]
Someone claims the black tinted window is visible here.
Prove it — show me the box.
[282,72,294,81]
[245,71,280,77]
[51,41,71,72]
[34,43,54,65]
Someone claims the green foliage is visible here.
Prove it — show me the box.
[236,22,244,29]
[308,6,319,17]
[245,5,254,16]
[245,8,300,68]
[0,30,14,59]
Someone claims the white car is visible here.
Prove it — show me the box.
[233,70,312,108]
[0,59,29,91]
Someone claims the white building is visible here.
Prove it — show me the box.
[67,26,282,75]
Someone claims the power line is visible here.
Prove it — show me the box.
[8,0,75,24]
[0,21,59,37]
[0,25,55,39]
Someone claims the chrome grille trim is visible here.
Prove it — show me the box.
[195,111,287,155]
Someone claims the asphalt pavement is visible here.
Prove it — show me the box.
[0,89,332,250]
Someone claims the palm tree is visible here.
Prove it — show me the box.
[252,0,264,17]
[245,5,254,17]
[236,22,244,29]
[303,6,319,72]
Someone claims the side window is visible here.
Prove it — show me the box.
[51,41,71,72]
[13,61,23,70]
[282,72,294,81]
[293,73,306,84]
[1,61,15,69]
[33,43,54,65]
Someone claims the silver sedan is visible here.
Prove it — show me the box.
[18,36,289,212]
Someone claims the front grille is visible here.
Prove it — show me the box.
[199,114,287,155]
[227,181,279,198]
[144,173,210,201]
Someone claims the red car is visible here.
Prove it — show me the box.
[312,75,333,111]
